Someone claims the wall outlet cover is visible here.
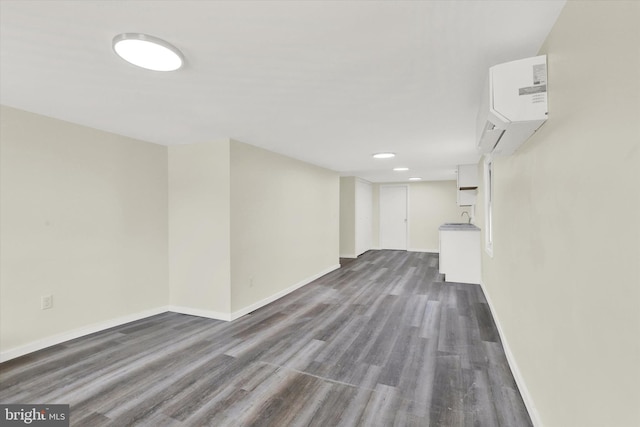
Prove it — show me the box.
[41,295,53,310]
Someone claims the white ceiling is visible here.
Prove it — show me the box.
[0,0,565,182]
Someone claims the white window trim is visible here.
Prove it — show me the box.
[483,157,494,257]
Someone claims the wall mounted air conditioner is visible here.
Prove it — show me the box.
[477,55,548,156]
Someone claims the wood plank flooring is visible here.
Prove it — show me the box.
[0,250,532,426]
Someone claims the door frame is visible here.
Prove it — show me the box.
[378,184,409,250]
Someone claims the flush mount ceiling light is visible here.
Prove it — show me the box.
[409,177,422,181]
[393,167,409,171]
[113,33,184,71]
[373,152,395,159]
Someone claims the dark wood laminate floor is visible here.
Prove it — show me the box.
[0,250,532,427]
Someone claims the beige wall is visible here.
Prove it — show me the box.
[230,140,340,313]
[476,2,640,426]
[168,141,231,316]
[339,176,356,257]
[0,110,341,358]
[372,181,466,251]
[0,106,168,355]
[408,180,468,252]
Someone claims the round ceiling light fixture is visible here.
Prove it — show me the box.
[409,177,422,181]
[393,167,409,171]
[373,152,395,159]
[113,33,184,71]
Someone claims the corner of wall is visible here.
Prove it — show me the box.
[229,140,340,313]
[168,140,232,316]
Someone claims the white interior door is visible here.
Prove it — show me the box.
[379,185,408,250]
[355,179,372,256]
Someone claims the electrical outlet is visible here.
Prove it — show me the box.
[41,295,53,310]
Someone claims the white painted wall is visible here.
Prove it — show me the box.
[0,111,341,359]
[0,106,168,357]
[230,140,340,314]
[476,2,640,426]
[168,141,231,318]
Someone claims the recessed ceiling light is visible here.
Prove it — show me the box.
[409,177,422,181]
[373,152,395,159]
[113,33,184,71]
[393,167,409,171]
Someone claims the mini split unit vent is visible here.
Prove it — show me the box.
[477,55,548,156]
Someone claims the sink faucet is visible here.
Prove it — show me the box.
[461,211,471,224]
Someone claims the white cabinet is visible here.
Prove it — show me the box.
[439,224,481,284]
[457,164,479,206]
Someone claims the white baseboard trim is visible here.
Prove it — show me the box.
[168,305,231,322]
[0,265,343,362]
[339,253,357,259]
[230,264,341,321]
[479,280,542,427]
[0,306,170,363]
[407,247,439,254]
